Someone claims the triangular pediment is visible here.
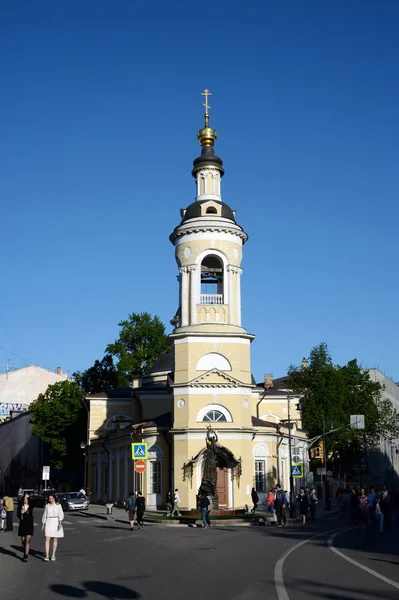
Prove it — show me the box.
[186,368,243,388]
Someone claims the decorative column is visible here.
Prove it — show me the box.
[116,450,120,503]
[180,267,189,326]
[97,459,101,502]
[236,267,242,326]
[227,265,234,324]
[123,447,128,501]
[188,265,198,325]
[108,453,113,502]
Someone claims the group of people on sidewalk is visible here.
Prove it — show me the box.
[256,484,318,527]
[345,484,395,532]
[0,492,64,562]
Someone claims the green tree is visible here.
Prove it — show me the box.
[288,343,399,474]
[30,380,85,470]
[106,312,169,386]
[74,354,118,394]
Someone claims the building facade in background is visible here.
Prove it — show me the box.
[0,365,68,422]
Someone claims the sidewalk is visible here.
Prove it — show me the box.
[79,503,338,527]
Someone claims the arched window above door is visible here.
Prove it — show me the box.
[196,404,233,423]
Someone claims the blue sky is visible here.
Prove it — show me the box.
[1,1,398,383]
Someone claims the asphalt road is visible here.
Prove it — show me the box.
[0,511,398,600]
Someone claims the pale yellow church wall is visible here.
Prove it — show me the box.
[176,239,243,269]
[140,396,173,421]
[88,399,141,440]
[172,391,253,429]
[173,339,252,385]
[257,398,302,424]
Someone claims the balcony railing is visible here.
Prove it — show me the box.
[200,294,224,305]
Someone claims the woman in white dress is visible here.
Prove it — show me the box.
[41,493,64,562]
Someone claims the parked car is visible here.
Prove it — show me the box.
[56,492,89,511]
[33,489,57,508]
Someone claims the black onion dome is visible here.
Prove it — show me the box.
[192,144,224,176]
[182,199,236,223]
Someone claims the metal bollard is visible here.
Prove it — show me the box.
[106,503,113,515]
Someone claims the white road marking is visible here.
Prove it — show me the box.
[63,521,73,525]
[328,530,399,590]
[274,527,348,600]
[101,536,126,542]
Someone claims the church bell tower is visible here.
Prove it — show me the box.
[169,91,255,508]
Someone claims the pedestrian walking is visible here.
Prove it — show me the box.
[251,488,259,513]
[297,488,309,527]
[171,488,181,517]
[309,488,318,520]
[199,491,211,528]
[135,491,145,530]
[379,485,392,527]
[3,495,14,532]
[165,491,173,517]
[18,492,34,562]
[126,491,136,531]
[265,490,275,512]
[274,485,287,527]
[41,492,64,562]
[368,487,376,523]
[0,497,6,531]
[358,488,369,526]
[350,488,359,523]
[375,500,384,533]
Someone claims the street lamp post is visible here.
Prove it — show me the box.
[288,394,295,517]
[80,442,87,492]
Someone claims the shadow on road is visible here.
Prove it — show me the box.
[50,581,141,598]
[287,578,399,600]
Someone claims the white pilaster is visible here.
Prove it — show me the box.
[236,267,242,326]
[188,265,198,325]
[97,460,101,501]
[123,447,128,500]
[180,267,189,326]
[108,456,113,501]
[228,266,234,324]
[116,451,120,502]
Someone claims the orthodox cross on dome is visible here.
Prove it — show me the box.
[201,88,212,127]
[201,88,212,114]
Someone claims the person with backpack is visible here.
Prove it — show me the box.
[135,491,146,531]
[165,490,173,517]
[199,491,211,528]
[251,488,259,513]
[297,488,310,527]
[125,491,136,531]
[274,485,287,527]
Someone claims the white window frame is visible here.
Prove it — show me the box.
[196,403,233,423]
[150,460,162,495]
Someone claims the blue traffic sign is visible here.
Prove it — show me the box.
[131,443,148,460]
[291,463,304,478]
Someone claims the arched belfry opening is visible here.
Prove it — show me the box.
[200,254,224,305]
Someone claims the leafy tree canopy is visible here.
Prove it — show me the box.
[74,354,118,394]
[30,380,85,470]
[288,343,399,472]
[105,312,169,387]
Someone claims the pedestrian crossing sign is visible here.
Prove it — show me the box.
[291,463,303,478]
[132,443,148,460]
